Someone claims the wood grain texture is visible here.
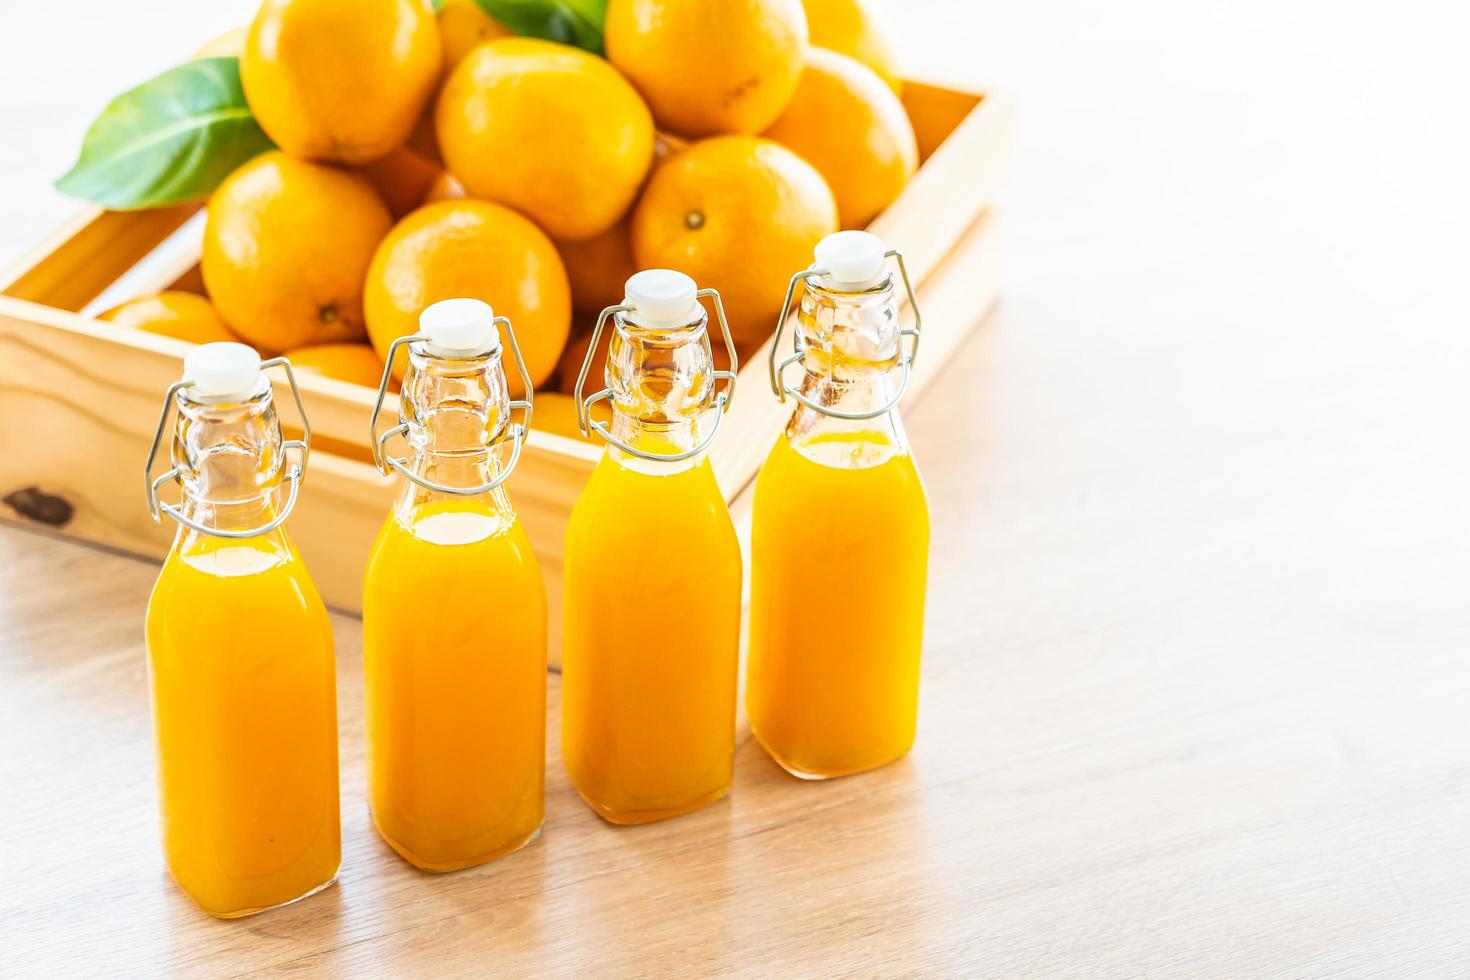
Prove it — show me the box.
[0,202,993,649]
[7,0,1470,971]
[0,204,199,310]
[0,81,1008,646]
[4,296,1470,974]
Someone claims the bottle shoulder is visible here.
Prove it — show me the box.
[364,501,545,615]
[766,424,920,472]
[756,428,929,519]
[578,451,731,510]
[567,451,739,558]
[372,498,531,555]
[149,528,329,626]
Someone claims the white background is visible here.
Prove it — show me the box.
[3,0,1468,337]
[5,4,1470,971]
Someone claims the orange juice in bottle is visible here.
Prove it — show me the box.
[143,343,340,917]
[363,299,547,871]
[748,231,931,779]
[562,271,742,824]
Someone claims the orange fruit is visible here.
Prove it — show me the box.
[358,146,445,218]
[192,26,248,59]
[241,0,442,165]
[437,0,510,70]
[202,151,392,352]
[284,342,389,388]
[556,327,607,396]
[405,103,443,164]
[532,391,609,442]
[99,291,240,345]
[423,171,467,204]
[436,38,654,241]
[763,48,917,229]
[802,0,900,91]
[606,0,808,137]
[399,0,509,167]
[364,200,571,398]
[558,216,639,314]
[631,136,837,344]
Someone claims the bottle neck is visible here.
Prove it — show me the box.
[393,456,515,520]
[786,364,911,455]
[173,381,290,547]
[792,357,906,417]
[607,413,710,471]
[786,276,911,457]
[605,309,716,471]
[395,343,516,520]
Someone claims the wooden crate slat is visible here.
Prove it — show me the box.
[868,88,1014,293]
[1,82,1010,480]
[902,79,985,161]
[0,204,200,311]
[903,207,1004,397]
[713,204,1002,495]
[104,214,209,305]
[0,79,1010,666]
[0,297,592,618]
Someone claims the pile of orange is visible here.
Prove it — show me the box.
[102,0,916,442]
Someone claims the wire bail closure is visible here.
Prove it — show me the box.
[767,249,921,421]
[144,357,312,539]
[367,317,535,496]
[573,288,738,463]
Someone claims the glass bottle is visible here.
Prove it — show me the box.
[363,298,547,871]
[561,270,742,824]
[143,343,340,917]
[747,231,931,779]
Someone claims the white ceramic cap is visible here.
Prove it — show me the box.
[419,298,500,356]
[624,269,700,326]
[183,342,261,400]
[814,230,887,289]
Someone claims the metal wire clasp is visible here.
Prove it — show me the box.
[573,288,738,463]
[367,318,535,496]
[143,357,312,539]
[767,249,921,421]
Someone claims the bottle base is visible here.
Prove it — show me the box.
[182,867,340,920]
[373,817,543,873]
[752,728,913,781]
[577,784,730,826]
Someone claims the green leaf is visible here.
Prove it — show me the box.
[55,57,273,210]
[475,0,607,55]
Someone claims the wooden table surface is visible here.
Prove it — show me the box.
[6,0,1470,976]
[5,292,1470,975]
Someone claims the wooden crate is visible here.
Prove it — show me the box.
[0,79,1013,663]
